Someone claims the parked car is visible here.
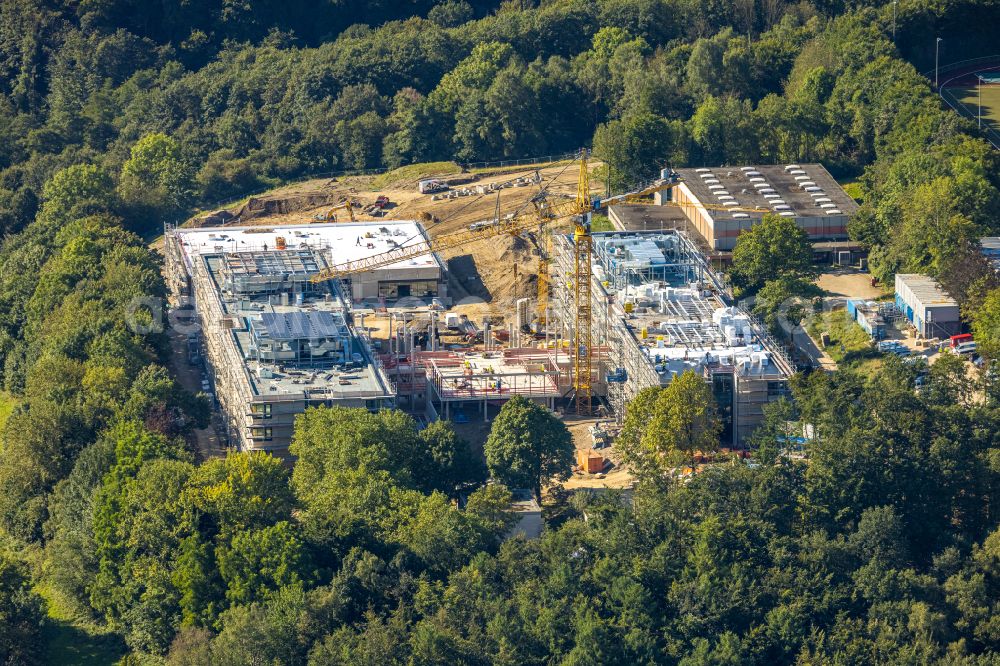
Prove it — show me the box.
[954,341,977,356]
[877,340,911,356]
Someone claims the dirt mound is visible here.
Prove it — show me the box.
[440,232,539,307]
[185,159,605,311]
[370,161,463,189]
[193,209,237,227]
[234,192,342,221]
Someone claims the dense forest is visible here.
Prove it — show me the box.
[2,0,1000,663]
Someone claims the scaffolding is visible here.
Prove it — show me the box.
[177,247,395,456]
[423,348,571,421]
[574,227,593,415]
[247,311,352,366]
[550,228,794,445]
[593,232,705,292]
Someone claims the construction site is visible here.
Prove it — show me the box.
[164,155,801,465]
[548,229,794,446]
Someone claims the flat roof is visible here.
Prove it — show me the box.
[608,204,689,231]
[675,163,858,221]
[173,220,440,274]
[257,311,348,341]
[592,232,789,380]
[896,274,958,307]
[199,255,393,400]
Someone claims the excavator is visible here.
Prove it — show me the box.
[315,199,358,223]
[309,150,767,414]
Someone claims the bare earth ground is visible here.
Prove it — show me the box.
[560,417,634,491]
[189,161,604,311]
[815,268,885,300]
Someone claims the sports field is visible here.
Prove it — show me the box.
[946,84,1000,128]
[941,67,1000,132]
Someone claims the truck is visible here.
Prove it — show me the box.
[364,196,391,216]
[949,333,973,349]
[418,179,448,194]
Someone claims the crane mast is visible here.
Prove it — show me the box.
[573,152,593,416]
[536,229,551,326]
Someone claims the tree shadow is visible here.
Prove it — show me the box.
[41,619,127,666]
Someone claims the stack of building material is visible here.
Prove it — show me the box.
[577,450,606,474]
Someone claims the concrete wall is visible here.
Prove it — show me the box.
[673,183,719,248]
[349,264,445,301]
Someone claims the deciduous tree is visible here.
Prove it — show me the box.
[484,396,573,502]
[731,213,814,293]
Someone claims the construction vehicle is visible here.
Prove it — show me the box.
[309,151,765,414]
[315,199,358,223]
[364,195,391,217]
[419,179,448,194]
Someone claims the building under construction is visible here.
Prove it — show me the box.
[163,221,447,456]
[374,306,580,423]
[549,229,794,445]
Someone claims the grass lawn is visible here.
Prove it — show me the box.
[38,584,127,665]
[806,310,874,364]
[0,390,16,431]
[591,214,615,232]
[839,180,864,204]
[371,161,462,189]
[946,84,1000,129]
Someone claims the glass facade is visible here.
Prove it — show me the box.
[378,280,438,299]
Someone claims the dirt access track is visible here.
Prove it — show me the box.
[189,160,606,313]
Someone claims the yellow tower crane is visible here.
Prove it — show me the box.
[572,151,594,415]
[536,229,553,325]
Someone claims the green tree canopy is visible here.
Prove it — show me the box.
[972,288,1000,360]
[484,395,573,502]
[752,275,822,335]
[118,133,196,219]
[730,213,815,293]
[618,370,722,475]
[0,552,44,665]
[36,164,116,231]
